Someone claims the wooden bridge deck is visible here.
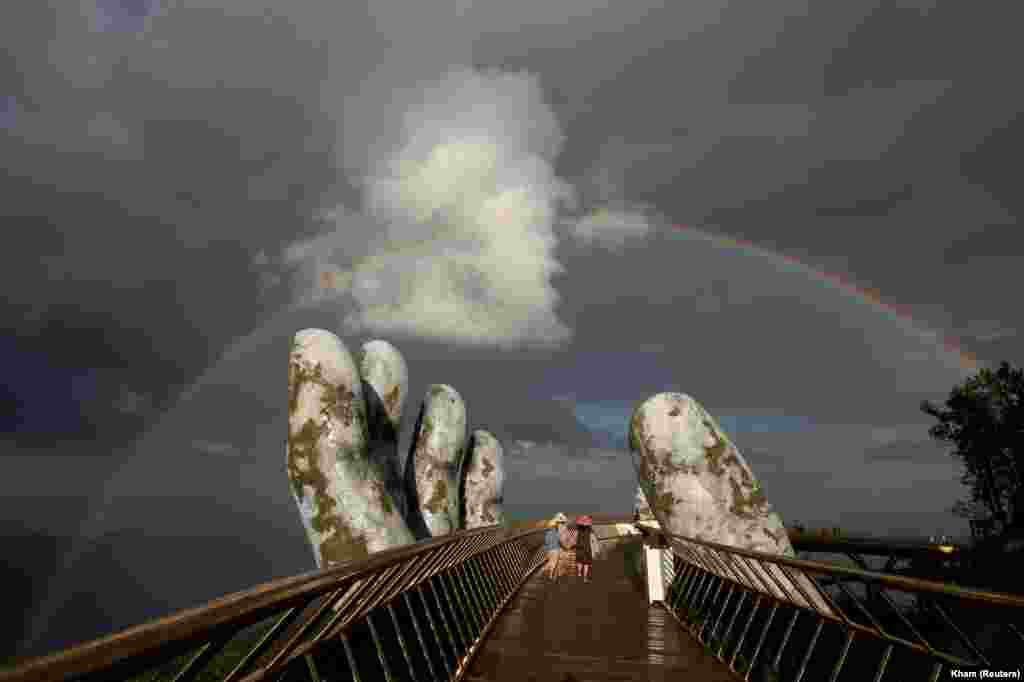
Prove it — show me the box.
[465,539,738,682]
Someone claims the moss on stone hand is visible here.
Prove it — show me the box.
[628,406,645,452]
[287,418,328,503]
[384,384,401,419]
[320,525,369,567]
[426,478,448,513]
[702,419,728,476]
[287,415,370,565]
[371,480,392,514]
[728,477,768,519]
[332,385,358,427]
[654,490,677,513]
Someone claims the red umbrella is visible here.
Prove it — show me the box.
[576,515,593,526]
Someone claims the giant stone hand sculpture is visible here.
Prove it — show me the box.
[629,392,794,557]
[288,329,506,569]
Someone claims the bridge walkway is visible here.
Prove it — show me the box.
[465,539,737,681]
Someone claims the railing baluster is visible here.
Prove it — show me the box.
[868,580,936,651]
[770,606,801,672]
[465,560,492,628]
[924,598,990,666]
[449,564,479,639]
[674,564,699,614]
[413,587,453,681]
[793,616,824,682]
[717,589,748,660]
[828,629,855,682]
[340,633,363,682]
[304,652,322,682]
[687,567,711,617]
[873,643,893,682]
[486,551,505,606]
[744,600,778,681]
[263,586,352,678]
[429,576,467,660]
[223,606,306,682]
[475,549,501,608]
[501,542,519,587]
[696,575,722,636]
[488,545,510,595]
[472,556,497,613]
[436,572,471,651]
[699,576,726,641]
[451,564,483,638]
[465,557,493,620]
[169,626,238,682]
[480,544,507,594]
[365,612,396,682]
[708,583,737,644]
[675,562,698,607]
[663,560,684,607]
[832,575,889,636]
[386,602,420,682]
[316,569,401,645]
[729,593,762,672]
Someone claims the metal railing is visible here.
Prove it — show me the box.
[1,520,580,682]
[11,516,1020,682]
[653,528,1024,681]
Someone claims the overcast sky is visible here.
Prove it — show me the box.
[3,0,1022,657]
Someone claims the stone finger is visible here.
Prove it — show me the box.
[288,329,414,569]
[358,339,410,524]
[629,392,794,557]
[405,384,467,538]
[461,429,505,529]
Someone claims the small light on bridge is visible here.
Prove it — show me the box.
[936,544,956,554]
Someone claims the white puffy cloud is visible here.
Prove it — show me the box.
[284,68,570,346]
[282,66,663,347]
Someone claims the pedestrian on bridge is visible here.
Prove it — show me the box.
[575,515,599,583]
[544,512,569,581]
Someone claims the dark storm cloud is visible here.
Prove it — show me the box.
[1,1,346,451]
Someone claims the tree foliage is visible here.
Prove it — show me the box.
[922,361,1024,527]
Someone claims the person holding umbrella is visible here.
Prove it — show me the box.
[574,515,599,583]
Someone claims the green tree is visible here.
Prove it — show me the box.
[922,361,1024,530]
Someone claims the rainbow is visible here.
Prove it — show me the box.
[669,224,981,374]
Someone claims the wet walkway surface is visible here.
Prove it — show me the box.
[465,539,738,682]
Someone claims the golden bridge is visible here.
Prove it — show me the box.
[3,518,1022,681]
